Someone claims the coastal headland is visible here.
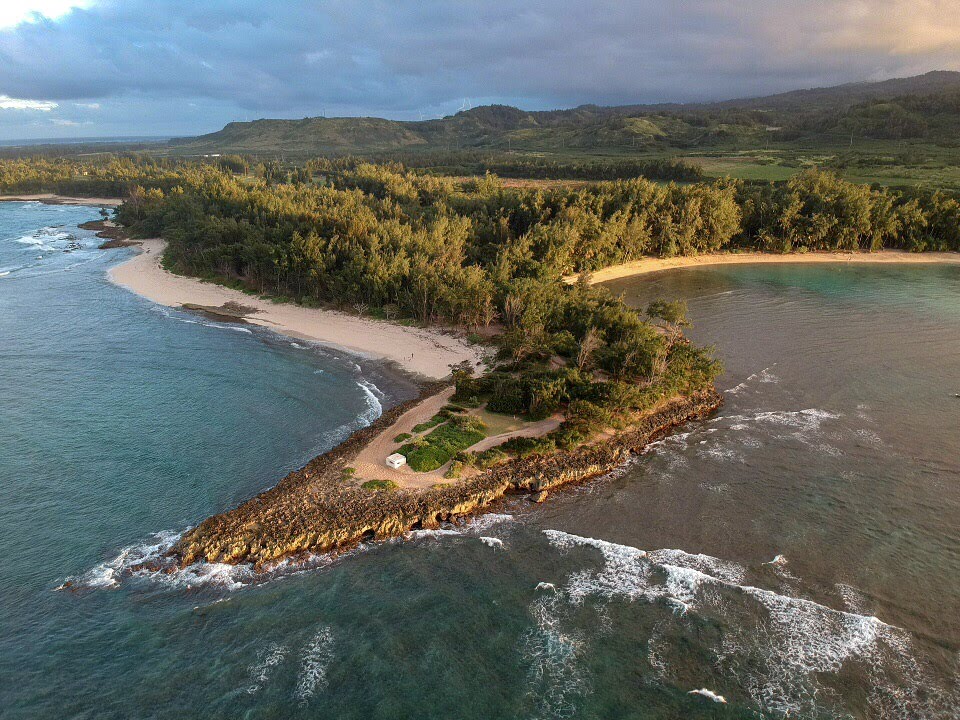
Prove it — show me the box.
[163,385,722,570]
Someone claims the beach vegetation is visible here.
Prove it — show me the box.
[399,418,487,472]
[361,479,398,491]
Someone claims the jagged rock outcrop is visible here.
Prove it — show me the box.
[168,387,722,570]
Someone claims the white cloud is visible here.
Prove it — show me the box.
[75,102,101,110]
[0,95,57,111]
[0,1,94,30]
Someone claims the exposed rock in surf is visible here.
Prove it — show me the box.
[167,386,723,570]
[80,219,141,248]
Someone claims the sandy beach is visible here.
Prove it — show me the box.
[0,193,124,207]
[567,249,960,284]
[109,239,485,380]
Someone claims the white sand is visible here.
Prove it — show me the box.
[567,249,960,284]
[0,193,123,207]
[109,239,485,380]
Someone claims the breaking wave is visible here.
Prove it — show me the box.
[56,529,256,592]
[540,530,954,718]
[56,529,183,590]
[356,378,383,425]
[150,305,253,334]
[726,365,780,395]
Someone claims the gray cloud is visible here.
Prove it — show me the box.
[1,0,959,139]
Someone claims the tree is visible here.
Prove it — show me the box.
[646,299,690,345]
[576,326,602,371]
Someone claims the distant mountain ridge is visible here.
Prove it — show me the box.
[171,71,960,156]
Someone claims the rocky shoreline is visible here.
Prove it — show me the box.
[78,219,142,248]
[163,385,723,572]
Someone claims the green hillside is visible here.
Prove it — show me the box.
[155,71,960,189]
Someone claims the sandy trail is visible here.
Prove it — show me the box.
[108,239,485,380]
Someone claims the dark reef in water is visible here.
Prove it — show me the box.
[164,386,723,571]
[79,219,141,249]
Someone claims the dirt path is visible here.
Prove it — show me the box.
[467,415,563,453]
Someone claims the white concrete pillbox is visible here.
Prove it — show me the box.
[385,453,406,469]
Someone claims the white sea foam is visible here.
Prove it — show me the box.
[479,536,504,549]
[689,688,727,703]
[247,643,288,694]
[541,530,937,717]
[407,527,462,541]
[835,582,869,614]
[465,512,515,532]
[536,582,556,592]
[522,591,586,718]
[154,560,254,591]
[296,626,335,704]
[57,529,182,590]
[726,365,779,395]
[151,306,253,334]
[58,529,258,592]
[648,548,746,585]
[356,378,384,425]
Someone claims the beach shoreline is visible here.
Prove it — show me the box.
[568,249,960,284]
[108,239,485,381]
[0,193,123,207]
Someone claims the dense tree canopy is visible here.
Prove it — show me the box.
[2,156,957,397]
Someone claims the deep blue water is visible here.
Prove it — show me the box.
[2,203,959,719]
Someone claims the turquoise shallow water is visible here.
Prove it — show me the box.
[2,204,959,719]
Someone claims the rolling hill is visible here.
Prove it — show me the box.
[171,71,960,157]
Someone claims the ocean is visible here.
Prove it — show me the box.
[2,202,958,718]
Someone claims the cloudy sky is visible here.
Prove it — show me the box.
[1,0,959,140]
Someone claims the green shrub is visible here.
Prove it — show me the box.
[362,479,398,491]
[401,444,450,472]
[412,414,446,434]
[566,399,612,431]
[473,448,508,469]
[445,460,465,479]
[400,421,487,472]
[393,432,412,443]
[549,423,591,450]
[500,435,557,458]
[551,329,578,357]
